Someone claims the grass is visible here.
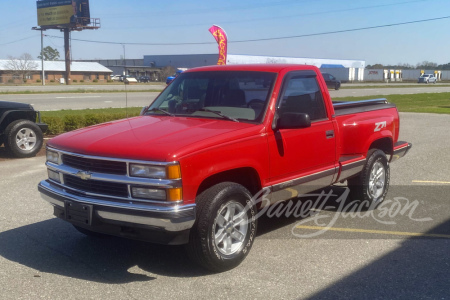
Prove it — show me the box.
[41,107,142,118]
[0,89,163,95]
[341,84,450,89]
[334,92,450,114]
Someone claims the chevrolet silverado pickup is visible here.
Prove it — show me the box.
[38,64,411,272]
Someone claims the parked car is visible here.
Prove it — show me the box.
[321,72,341,90]
[0,101,47,158]
[138,76,150,83]
[110,75,121,81]
[166,69,184,85]
[39,65,411,272]
[418,74,437,83]
[119,75,131,82]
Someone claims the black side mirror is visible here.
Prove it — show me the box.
[276,112,311,130]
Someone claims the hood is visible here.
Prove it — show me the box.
[48,115,259,161]
[0,101,34,110]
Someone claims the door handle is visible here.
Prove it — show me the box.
[326,130,335,139]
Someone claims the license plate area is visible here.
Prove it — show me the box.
[65,201,93,226]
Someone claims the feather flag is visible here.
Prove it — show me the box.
[208,25,228,65]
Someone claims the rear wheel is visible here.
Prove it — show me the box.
[4,120,43,158]
[348,149,390,209]
[186,182,257,272]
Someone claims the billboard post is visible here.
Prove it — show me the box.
[33,0,99,85]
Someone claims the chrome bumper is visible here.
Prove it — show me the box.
[38,180,196,232]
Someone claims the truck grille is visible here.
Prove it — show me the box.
[64,174,128,198]
[62,154,127,175]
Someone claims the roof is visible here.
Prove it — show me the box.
[185,64,321,73]
[0,60,112,73]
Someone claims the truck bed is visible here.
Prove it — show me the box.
[333,98,397,116]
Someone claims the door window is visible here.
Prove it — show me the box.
[278,74,327,121]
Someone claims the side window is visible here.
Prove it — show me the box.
[329,75,335,80]
[279,74,327,121]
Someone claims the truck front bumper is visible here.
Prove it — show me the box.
[38,180,196,245]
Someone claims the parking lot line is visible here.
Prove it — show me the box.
[412,180,450,184]
[295,225,450,238]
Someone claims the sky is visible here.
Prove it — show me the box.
[0,0,449,66]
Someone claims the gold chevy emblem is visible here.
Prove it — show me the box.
[75,171,92,180]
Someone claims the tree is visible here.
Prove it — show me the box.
[38,46,60,61]
[5,53,38,82]
[416,61,438,69]
[160,66,176,81]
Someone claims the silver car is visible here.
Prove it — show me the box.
[418,74,437,83]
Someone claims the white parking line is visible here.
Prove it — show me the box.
[412,180,450,184]
[55,96,102,99]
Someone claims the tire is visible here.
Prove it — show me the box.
[186,182,258,272]
[348,149,390,209]
[4,120,43,158]
[73,225,109,238]
[335,83,340,90]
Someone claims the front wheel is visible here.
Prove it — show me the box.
[348,149,390,209]
[186,182,257,272]
[4,120,43,158]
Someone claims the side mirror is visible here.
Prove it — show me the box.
[140,106,149,116]
[276,112,311,130]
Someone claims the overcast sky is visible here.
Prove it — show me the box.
[1,0,449,66]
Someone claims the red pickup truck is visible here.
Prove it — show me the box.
[39,64,411,272]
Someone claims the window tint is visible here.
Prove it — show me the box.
[279,74,327,121]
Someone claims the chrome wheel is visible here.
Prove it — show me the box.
[15,128,37,151]
[368,161,386,201]
[213,201,248,256]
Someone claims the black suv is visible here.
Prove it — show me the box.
[321,72,341,90]
[0,101,48,158]
[138,76,150,83]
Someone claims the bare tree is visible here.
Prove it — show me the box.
[160,66,176,81]
[5,53,38,82]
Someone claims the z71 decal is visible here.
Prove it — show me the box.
[374,121,387,132]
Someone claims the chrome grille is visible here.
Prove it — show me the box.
[64,174,128,198]
[62,154,127,175]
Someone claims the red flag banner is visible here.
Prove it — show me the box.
[208,25,228,65]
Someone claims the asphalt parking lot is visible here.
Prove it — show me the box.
[0,112,449,299]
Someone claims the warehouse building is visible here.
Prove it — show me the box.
[0,60,112,84]
[143,54,366,82]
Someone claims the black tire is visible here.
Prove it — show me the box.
[73,225,109,238]
[4,120,43,158]
[186,182,257,272]
[348,149,390,209]
[335,83,340,90]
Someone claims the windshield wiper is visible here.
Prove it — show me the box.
[147,108,175,117]
[198,108,239,122]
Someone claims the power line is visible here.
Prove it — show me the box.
[45,15,450,46]
[0,35,37,46]
[104,0,428,30]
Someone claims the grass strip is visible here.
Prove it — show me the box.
[0,89,163,95]
[334,92,450,114]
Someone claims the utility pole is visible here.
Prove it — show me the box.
[64,28,71,85]
[40,29,45,86]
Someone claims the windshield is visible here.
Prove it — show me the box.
[147,71,276,122]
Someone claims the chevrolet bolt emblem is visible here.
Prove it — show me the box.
[75,171,92,180]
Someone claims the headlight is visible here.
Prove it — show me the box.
[46,150,59,164]
[131,187,166,200]
[48,169,61,183]
[129,163,181,179]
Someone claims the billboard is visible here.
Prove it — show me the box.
[37,0,90,27]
